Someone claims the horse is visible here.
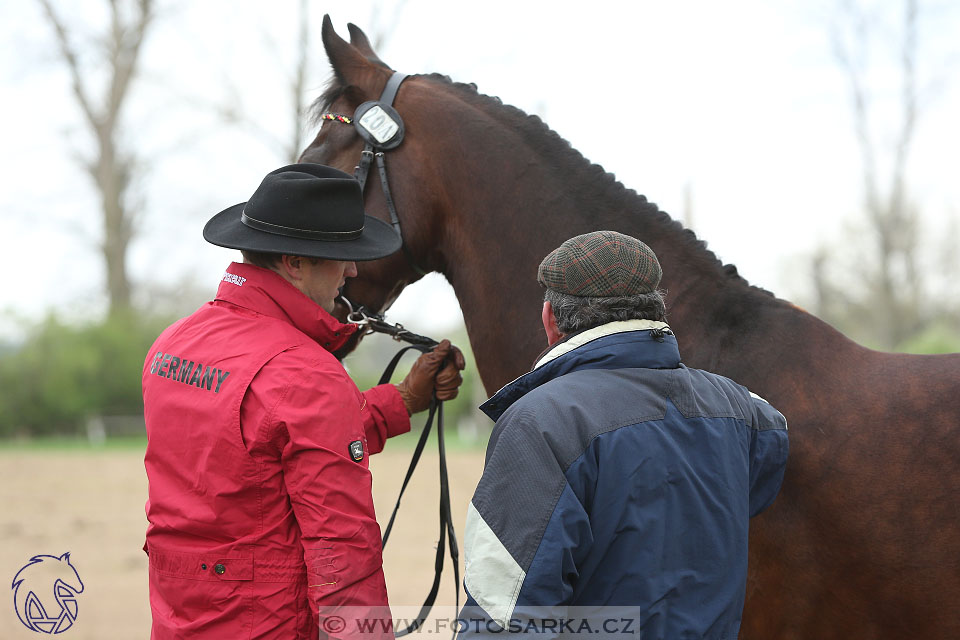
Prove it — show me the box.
[300,17,960,639]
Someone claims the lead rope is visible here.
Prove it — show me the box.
[346,299,459,637]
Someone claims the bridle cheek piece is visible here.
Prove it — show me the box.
[321,71,426,276]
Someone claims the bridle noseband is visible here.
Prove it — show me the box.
[321,71,427,276]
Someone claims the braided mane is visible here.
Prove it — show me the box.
[310,72,766,293]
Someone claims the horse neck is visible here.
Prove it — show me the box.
[422,104,791,391]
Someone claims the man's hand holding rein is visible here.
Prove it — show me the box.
[396,339,466,415]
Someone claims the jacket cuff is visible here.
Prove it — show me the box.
[361,384,411,454]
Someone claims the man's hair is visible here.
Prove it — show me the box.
[240,250,282,269]
[544,288,667,334]
[240,250,321,269]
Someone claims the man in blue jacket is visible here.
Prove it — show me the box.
[458,231,788,639]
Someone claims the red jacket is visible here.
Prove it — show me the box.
[142,262,410,639]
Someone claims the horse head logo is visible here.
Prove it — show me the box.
[11,553,84,634]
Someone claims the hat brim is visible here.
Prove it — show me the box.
[203,203,403,261]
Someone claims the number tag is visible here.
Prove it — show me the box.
[352,100,405,149]
[358,105,400,144]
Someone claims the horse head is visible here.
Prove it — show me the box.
[300,17,451,356]
[300,17,657,382]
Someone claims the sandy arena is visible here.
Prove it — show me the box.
[1,445,485,639]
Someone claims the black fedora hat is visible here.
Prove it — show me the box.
[203,164,402,261]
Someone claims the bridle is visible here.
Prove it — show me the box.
[322,72,459,637]
[320,71,427,276]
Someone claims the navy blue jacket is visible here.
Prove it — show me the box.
[459,321,788,639]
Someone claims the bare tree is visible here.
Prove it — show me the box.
[38,0,155,316]
[809,0,955,350]
[212,0,313,163]
[216,1,408,164]
[362,0,409,52]
[287,0,310,162]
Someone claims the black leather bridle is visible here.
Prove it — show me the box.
[323,72,459,637]
[321,71,426,276]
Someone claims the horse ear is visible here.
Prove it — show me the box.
[346,23,385,64]
[322,15,376,85]
[59,552,71,562]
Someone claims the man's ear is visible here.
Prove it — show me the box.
[279,254,304,281]
[542,300,564,346]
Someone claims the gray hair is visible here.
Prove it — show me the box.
[544,288,667,334]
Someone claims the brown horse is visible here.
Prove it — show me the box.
[301,18,960,639]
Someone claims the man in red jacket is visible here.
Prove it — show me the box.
[142,164,465,639]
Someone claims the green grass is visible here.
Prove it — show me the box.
[0,434,147,452]
[383,422,488,452]
[0,427,486,453]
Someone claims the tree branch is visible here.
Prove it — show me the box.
[831,0,881,219]
[37,0,99,129]
[888,0,917,227]
[288,0,309,162]
[106,0,154,129]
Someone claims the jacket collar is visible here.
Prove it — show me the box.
[533,319,673,369]
[213,262,357,352]
[480,319,681,421]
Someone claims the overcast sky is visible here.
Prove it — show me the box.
[1,0,958,339]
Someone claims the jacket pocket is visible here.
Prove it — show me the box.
[148,563,253,638]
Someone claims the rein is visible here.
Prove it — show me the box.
[340,295,460,637]
[344,297,438,349]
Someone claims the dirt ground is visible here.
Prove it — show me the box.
[0,445,485,639]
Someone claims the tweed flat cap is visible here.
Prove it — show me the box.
[537,231,662,297]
